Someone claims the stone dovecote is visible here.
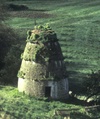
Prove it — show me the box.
[17,24,69,99]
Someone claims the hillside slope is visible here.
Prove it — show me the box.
[0,85,100,119]
[5,0,100,93]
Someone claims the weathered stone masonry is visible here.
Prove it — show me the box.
[18,25,69,99]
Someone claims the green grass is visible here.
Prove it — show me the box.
[1,1,100,118]
[5,0,100,92]
[0,85,100,119]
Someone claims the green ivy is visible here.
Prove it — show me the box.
[22,43,49,63]
[26,24,58,43]
[17,70,25,78]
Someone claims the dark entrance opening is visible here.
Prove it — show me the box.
[45,86,51,97]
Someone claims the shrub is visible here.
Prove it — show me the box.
[0,44,22,84]
[7,3,29,11]
[83,70,100,103]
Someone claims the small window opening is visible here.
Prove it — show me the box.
[45,86,51,97]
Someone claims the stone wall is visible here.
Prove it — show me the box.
[18,78,69,99]
[18,78,45,97]
[57,78,69,99]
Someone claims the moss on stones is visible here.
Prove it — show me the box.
[21,42,49,63]
[18,24,66,81]
[18,60,48,80]
[18,24,69,99]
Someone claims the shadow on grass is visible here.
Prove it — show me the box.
[7,3,54,19]
[66,96,88,106]
[71,112,92,119]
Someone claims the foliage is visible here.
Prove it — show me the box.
[17,70,25,79]
[0,0,24,85]
[26,24,58,43]
[21,25,58,65]
[22,43,49,63]
[7,3,29,11]
[83,70,100,103]
[0,44,22,84]
[0,1,10,70]
[0,0,9,22]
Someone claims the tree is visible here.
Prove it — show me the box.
[0,1,23,84]
[0,0,8,22]
[0,0,9,69]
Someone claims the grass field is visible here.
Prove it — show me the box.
[5,0,100,94]
[0,85,100,119]
[1,0,100,118]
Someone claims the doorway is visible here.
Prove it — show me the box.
[45,86,51,97]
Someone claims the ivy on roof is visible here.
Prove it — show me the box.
[26,24,58,43]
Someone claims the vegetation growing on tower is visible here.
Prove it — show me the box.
[26,24,58,43]
[18,24,67,81]
[21,24,59,63]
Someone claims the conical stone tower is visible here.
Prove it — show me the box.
[18,25,69,99]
